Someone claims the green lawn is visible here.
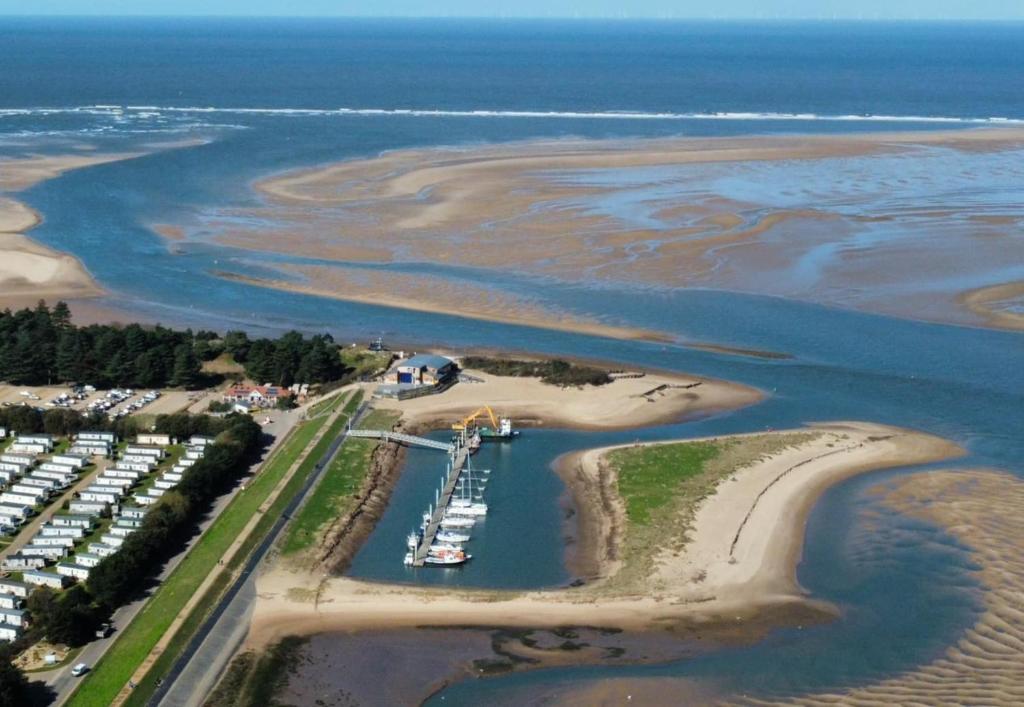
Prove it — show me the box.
[67,394,351,707]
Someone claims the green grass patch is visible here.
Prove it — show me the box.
[67,397,348,707]
[609,442,721,526]
[278,396,401,558]
[602,433,816,592]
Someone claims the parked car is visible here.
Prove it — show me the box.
[71,663,89,677]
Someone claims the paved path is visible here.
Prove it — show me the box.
[38,406,306,705]
[154,401,371,707]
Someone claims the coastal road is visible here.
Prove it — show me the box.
[153,401,370,707]
[38,406,306,705]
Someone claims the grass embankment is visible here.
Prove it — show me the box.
[603,433,815,591]
[67,393,352,707]
[462,355,612,386]
[280,405,398,561]
[339,348,392,380]
[204,635,308,707]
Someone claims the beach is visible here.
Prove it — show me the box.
[374,366,761,431]
[171,127,1024,333]
[0,151,153,308]
[246,422,962,650]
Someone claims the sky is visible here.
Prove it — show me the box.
[0,1,1022,20]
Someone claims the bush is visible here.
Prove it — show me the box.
[461,356,612,386]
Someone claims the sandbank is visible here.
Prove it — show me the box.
[374,366,760,431]
[0,150,158,305]
[190,127,1024,333]
[246,422,961,649]
[959,280,1024,332]
[214,268,673,344]
[754,468,1024,706]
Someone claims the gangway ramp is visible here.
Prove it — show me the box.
[346,428,454,453]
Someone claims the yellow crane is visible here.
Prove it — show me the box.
[452,405,501,432]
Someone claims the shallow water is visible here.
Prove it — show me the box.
[2,18,1023,703]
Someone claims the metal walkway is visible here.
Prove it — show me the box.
[413,446,469,566]
[346,428,454,452]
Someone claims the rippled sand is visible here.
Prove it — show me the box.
[746,469,1024,707]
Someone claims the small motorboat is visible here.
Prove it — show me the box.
[424,549,471,566]
[436,529,470,543]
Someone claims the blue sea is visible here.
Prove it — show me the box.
[1,18,1023,704]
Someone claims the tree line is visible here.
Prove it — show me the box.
[0,302,352,390]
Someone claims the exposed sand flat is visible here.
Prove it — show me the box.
[746,469,1024,707]
[247,423,961,650]
[959,281,1024,332]
[0,151,143,191]
[215,267,673,343]
[375,367,759,430]
[0,231,102,301]
[192,127,1024,333]
[0,150,157,304]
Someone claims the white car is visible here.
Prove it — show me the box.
[71,662,88,677]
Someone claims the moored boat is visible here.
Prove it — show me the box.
[436,529,470,543]
[424,549,471,566]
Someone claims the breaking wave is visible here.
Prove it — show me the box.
[1,105,1023,125]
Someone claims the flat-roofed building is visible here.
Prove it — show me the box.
[39,524,85,539]
[51,514,94,529]
[51,454,89,468]
[88,542,117,557]
[0,594,21,610]
[1,554,46,571]
[0,580,30,598]
[22,570,67,589]
[21,544,68,559]
[136,433,173,446]
[69,500,108,515]
[77,431,116,443]
[30,535,75,548]
[74,552,102,568]
[56,563,91,581]
[79,487,120,504]
[1,492,42,507]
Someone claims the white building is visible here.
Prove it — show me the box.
[2,554,46,571]
[9,484,47,501]
[0,461,30,474]
[39,461,78,474]
[0,580,30,598]
[1,492,42,507]
[154,479,177,490]
[0,608,25,627]
[10,442,47,455]
[107,525,136,538]
[0,624,20,641]
[0,594,21,610]
[39,524,85,538]
[124,445,164,459]
[137,433,174,446]
[79,487,120,504]
[116,461,154,473]
[30,535,75,548]
[0,504,30,520]
[88,542,118,557]
[105,469,142,481]
[51,514,94,529]
[133,494,158,506]
[56,563,91,581]
[189,435,215,447]
[120,506,148,520]
[77,431,116,443]
[21,544,68,559]
[74,552,102,568]
[69,442,111,457]
[70,500,108,515]
[22,570,67,589]
[51,454,89,469]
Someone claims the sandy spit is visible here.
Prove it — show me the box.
[246,422,961,650]
[375,367,761,431]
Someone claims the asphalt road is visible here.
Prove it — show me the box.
[152,402,370,707]
[39,408,305,705]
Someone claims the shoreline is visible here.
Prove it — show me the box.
[959,280,1024,332]
[246,421,963,650]
[375,366,762,432]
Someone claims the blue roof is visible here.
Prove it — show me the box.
[403,354,454,370]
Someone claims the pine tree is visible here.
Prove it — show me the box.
[170,343,201,389]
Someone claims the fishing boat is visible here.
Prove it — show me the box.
[424,549,471,566]
[436,529,470,543]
